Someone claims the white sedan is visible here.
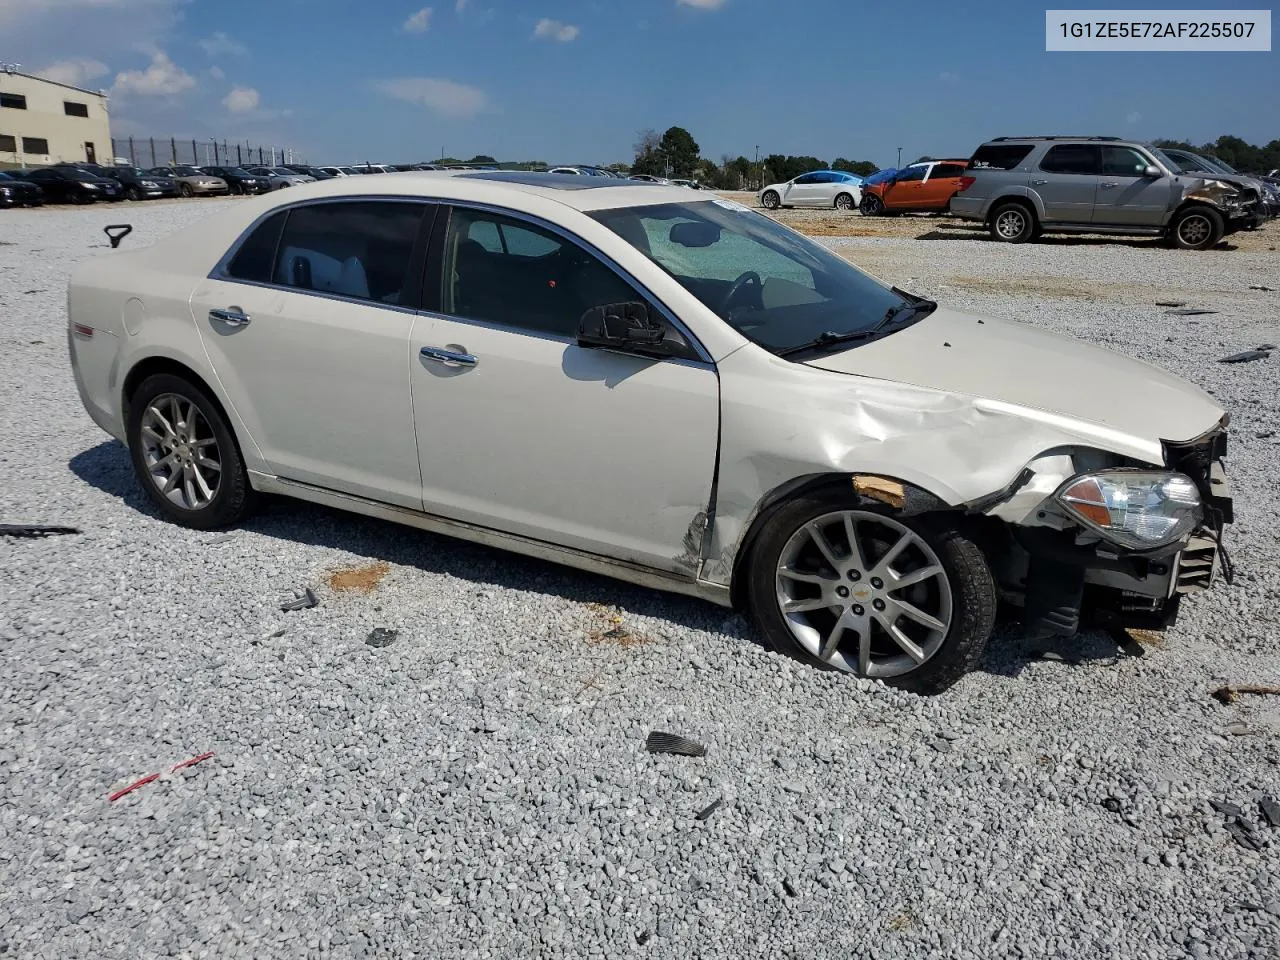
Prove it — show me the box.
[759,170,863,210]
[67,172,1232,692]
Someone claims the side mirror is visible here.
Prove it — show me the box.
[1142,166,1163,178]
[577,302,669,353]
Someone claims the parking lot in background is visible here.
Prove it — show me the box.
[1,200,1278,958]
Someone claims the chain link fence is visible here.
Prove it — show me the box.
[111,137,298,169]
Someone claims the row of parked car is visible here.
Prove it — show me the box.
[0,159,711,208]
[757,137,1280,251]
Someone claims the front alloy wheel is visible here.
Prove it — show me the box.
[761,190,781,210]
[746,491,996,693]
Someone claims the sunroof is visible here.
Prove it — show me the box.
[459,171,630,190]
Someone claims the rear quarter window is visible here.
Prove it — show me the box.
[968,144,1034,170]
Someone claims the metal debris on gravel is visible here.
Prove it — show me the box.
[1,203,1278,959]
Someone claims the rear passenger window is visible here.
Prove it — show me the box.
[226,211,286,284]
[969,144,1034,170]
[1039,144,1101,175]
[930,163,966,179]
[272,201,425,305]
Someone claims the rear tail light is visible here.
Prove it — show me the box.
[957,176,976,192]
[71,323,94,338]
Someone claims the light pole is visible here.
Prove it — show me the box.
[754,145,760,189]
[896,146,902,168]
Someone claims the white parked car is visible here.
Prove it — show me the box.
[67,172,1232,692]
[629,174,670,184]
[246,166,315,190]
[759,170,863,210]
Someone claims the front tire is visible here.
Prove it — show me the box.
[1169,206,1224,250]
[126,374,254,529]
[179,183,193,198]
[988,201,1036,242]
[761,190,780,210]
[859,194,885,216]
[744,490,996,694]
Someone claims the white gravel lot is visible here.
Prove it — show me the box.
[1,200,1279,959]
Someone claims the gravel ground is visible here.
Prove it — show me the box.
[2,200,1279,959]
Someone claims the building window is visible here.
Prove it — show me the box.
[0,134,15,153]
[64,101,90,118]
[22,137,50,155]
[0,93,28,110]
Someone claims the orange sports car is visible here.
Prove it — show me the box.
[859,159,973,215]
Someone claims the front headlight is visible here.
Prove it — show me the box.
[140,180,158,188]
[82,183,100,190]
[1056,470,1201,549]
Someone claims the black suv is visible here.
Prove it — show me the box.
[199,166,273,195]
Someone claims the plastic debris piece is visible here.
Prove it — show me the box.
[103,224,133,249]
[1219,349,1271,364]
[1166,308,1217,316]
[206,533,237,545]
[170,751,215,773]
[365,627,398,648]
[1100,797,1124,814]
[1155,300,1186,307]
[696,798,724,821]
[645,731,707,758]
[107,772,160,802]
[1223,722,1253,736]
[1212,684,1280,705]
[1249,285,1274,291]
[280,588,318,612]
[1260,796,1280,828]
[1225,818,1264,852]
[0,524,81,539]
[1210,800,1245,818]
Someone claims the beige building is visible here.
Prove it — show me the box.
[0,67,111,168]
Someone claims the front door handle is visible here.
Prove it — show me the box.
[420,345,477,368]
[209,307,251,327]
[1031,178,1048,185]
[1100,182,1119,189]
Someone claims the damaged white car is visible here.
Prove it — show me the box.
[67,173,1233,692]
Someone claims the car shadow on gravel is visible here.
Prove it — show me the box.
[913,229,1239,252]
[69,440,739,638]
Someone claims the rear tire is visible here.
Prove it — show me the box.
[126,374,255,530]
[835,192,855,211]
[761,190,780,210]
[744,488,997,694]
[988,201,1036,242]
[1169,206,1224,251]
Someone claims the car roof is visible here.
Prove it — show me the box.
[223,169,714,212]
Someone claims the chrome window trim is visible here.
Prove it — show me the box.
[208,194,714,365]
[439,200,714,365]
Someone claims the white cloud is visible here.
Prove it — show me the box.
[402,6,432,32]
[1126,110,1142,125]
[376,76,488,118]
[208,65,225,80]
[676,0,727,9]
[223,86,260,114]
[112,50,195,97]
[533,18,579,41]
[34,58,109,88]
[198,31,248,57]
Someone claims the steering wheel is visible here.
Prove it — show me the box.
[721,271,763,313]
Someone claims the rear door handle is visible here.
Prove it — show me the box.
[1031,178,1048,185]
[420,345,477,368]
[1100,182,1119,189]
[209,307,251,327]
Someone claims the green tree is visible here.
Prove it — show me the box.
[657,126,700,179]
[832,157,879,177]
[467,154,497,164]
[763,154,827,184]
[630,128,663,176]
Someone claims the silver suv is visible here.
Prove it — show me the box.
[949,136,1263,250]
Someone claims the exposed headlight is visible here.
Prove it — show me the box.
[82,183,100,190]
[1056,470,1201,549]
[140,180,159,188]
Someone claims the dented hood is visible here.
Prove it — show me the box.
[802,309,1224,444]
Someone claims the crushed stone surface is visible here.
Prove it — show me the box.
[1,201,1278,959]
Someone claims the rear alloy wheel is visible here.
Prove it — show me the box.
[834,192,855,211]
[989,202,1036,242]
[1170,206,1224,251]
[761,190,781,210]
[746,491,996,693]
[859,194,885,216]
[127,374,254,529]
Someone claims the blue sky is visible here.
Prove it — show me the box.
[4,0,1275,167]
